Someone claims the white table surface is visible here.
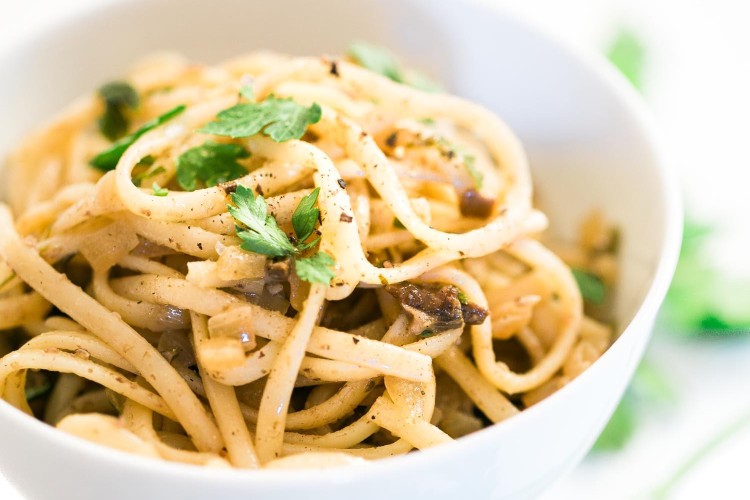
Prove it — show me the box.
[2,1,749,499]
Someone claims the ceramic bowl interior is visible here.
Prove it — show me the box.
[0,1,681,499]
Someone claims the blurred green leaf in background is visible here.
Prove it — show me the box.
[595,24,750,461]
[663,218,750,335]
[606,29,646,90]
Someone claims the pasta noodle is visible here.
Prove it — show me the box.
[0,49,616,468]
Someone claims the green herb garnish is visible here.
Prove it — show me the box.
[291,188,321,244]
[463,153,483,190]
[229,185,296,258]
[151,183,168,196]
[25,379,52,402]
[0,271,17,290]
[228,186,335,284]
[239,85,254,101]
[176,141,250,191]
[98,81,139,141]
[294,251,336,284]
[132,165,165,187]
[434,139,482,190]
[571,268,606,305]
[348,42,402,82]
[200,96,321,142]
[90,104,186,172]
[347,42,443,92]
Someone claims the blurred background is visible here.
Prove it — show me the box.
[1,0,748,498]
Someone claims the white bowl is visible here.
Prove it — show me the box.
[0,0,682,498]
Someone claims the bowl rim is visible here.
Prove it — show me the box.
[0,0,683,486]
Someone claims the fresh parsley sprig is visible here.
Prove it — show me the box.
[151,183,168,196]
[228,185,335,284]
[201,96,321,142]
[347,41,443,92]
[229,185,296,258]
[176,141,250,191]
[295,252,336,284]
[291,187,321,245]
[98,81,139,141]
[571,268,606,305]
[90,104,186,172]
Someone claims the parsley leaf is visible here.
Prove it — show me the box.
[291,188,321,242]
[200,96,321,142]
[228,185,336,284]
[239,85,254,101]
[571,268,606,305]
[132,165,165,187]
[98,81,139,141]
[25,379,52,402]
[176,141,250,191]
[347,41,443,92]
[90,104,186,172]
[432,139,482,190]
[463,153,483,190]
[607,29,646,90]
[294,251,335,284]
[152,182,168,196]
[348,41,402,82]
[0,271,17,290]
[229,185,295,258]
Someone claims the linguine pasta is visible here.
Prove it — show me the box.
[0,50,615,468]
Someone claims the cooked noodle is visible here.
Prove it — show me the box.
[0,50,615,467]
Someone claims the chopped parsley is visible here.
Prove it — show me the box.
[0,271,17,290]
[348,42,402,82]
[132,165,165,187]
[90,104,186,172]
[347,42,443,92]
[151,183,168,196]
[200,96,321,142]
[291,188,321,245]
[294,251,336,284]
[443,140,483,190]
[98,81,139,141]
[462,152,483,190]
[229,185,295,258]
[571,268,606,305]
[25,376,52,402]
[176,141,250,191]
[228,185,335,284]
[239,85,254,101]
